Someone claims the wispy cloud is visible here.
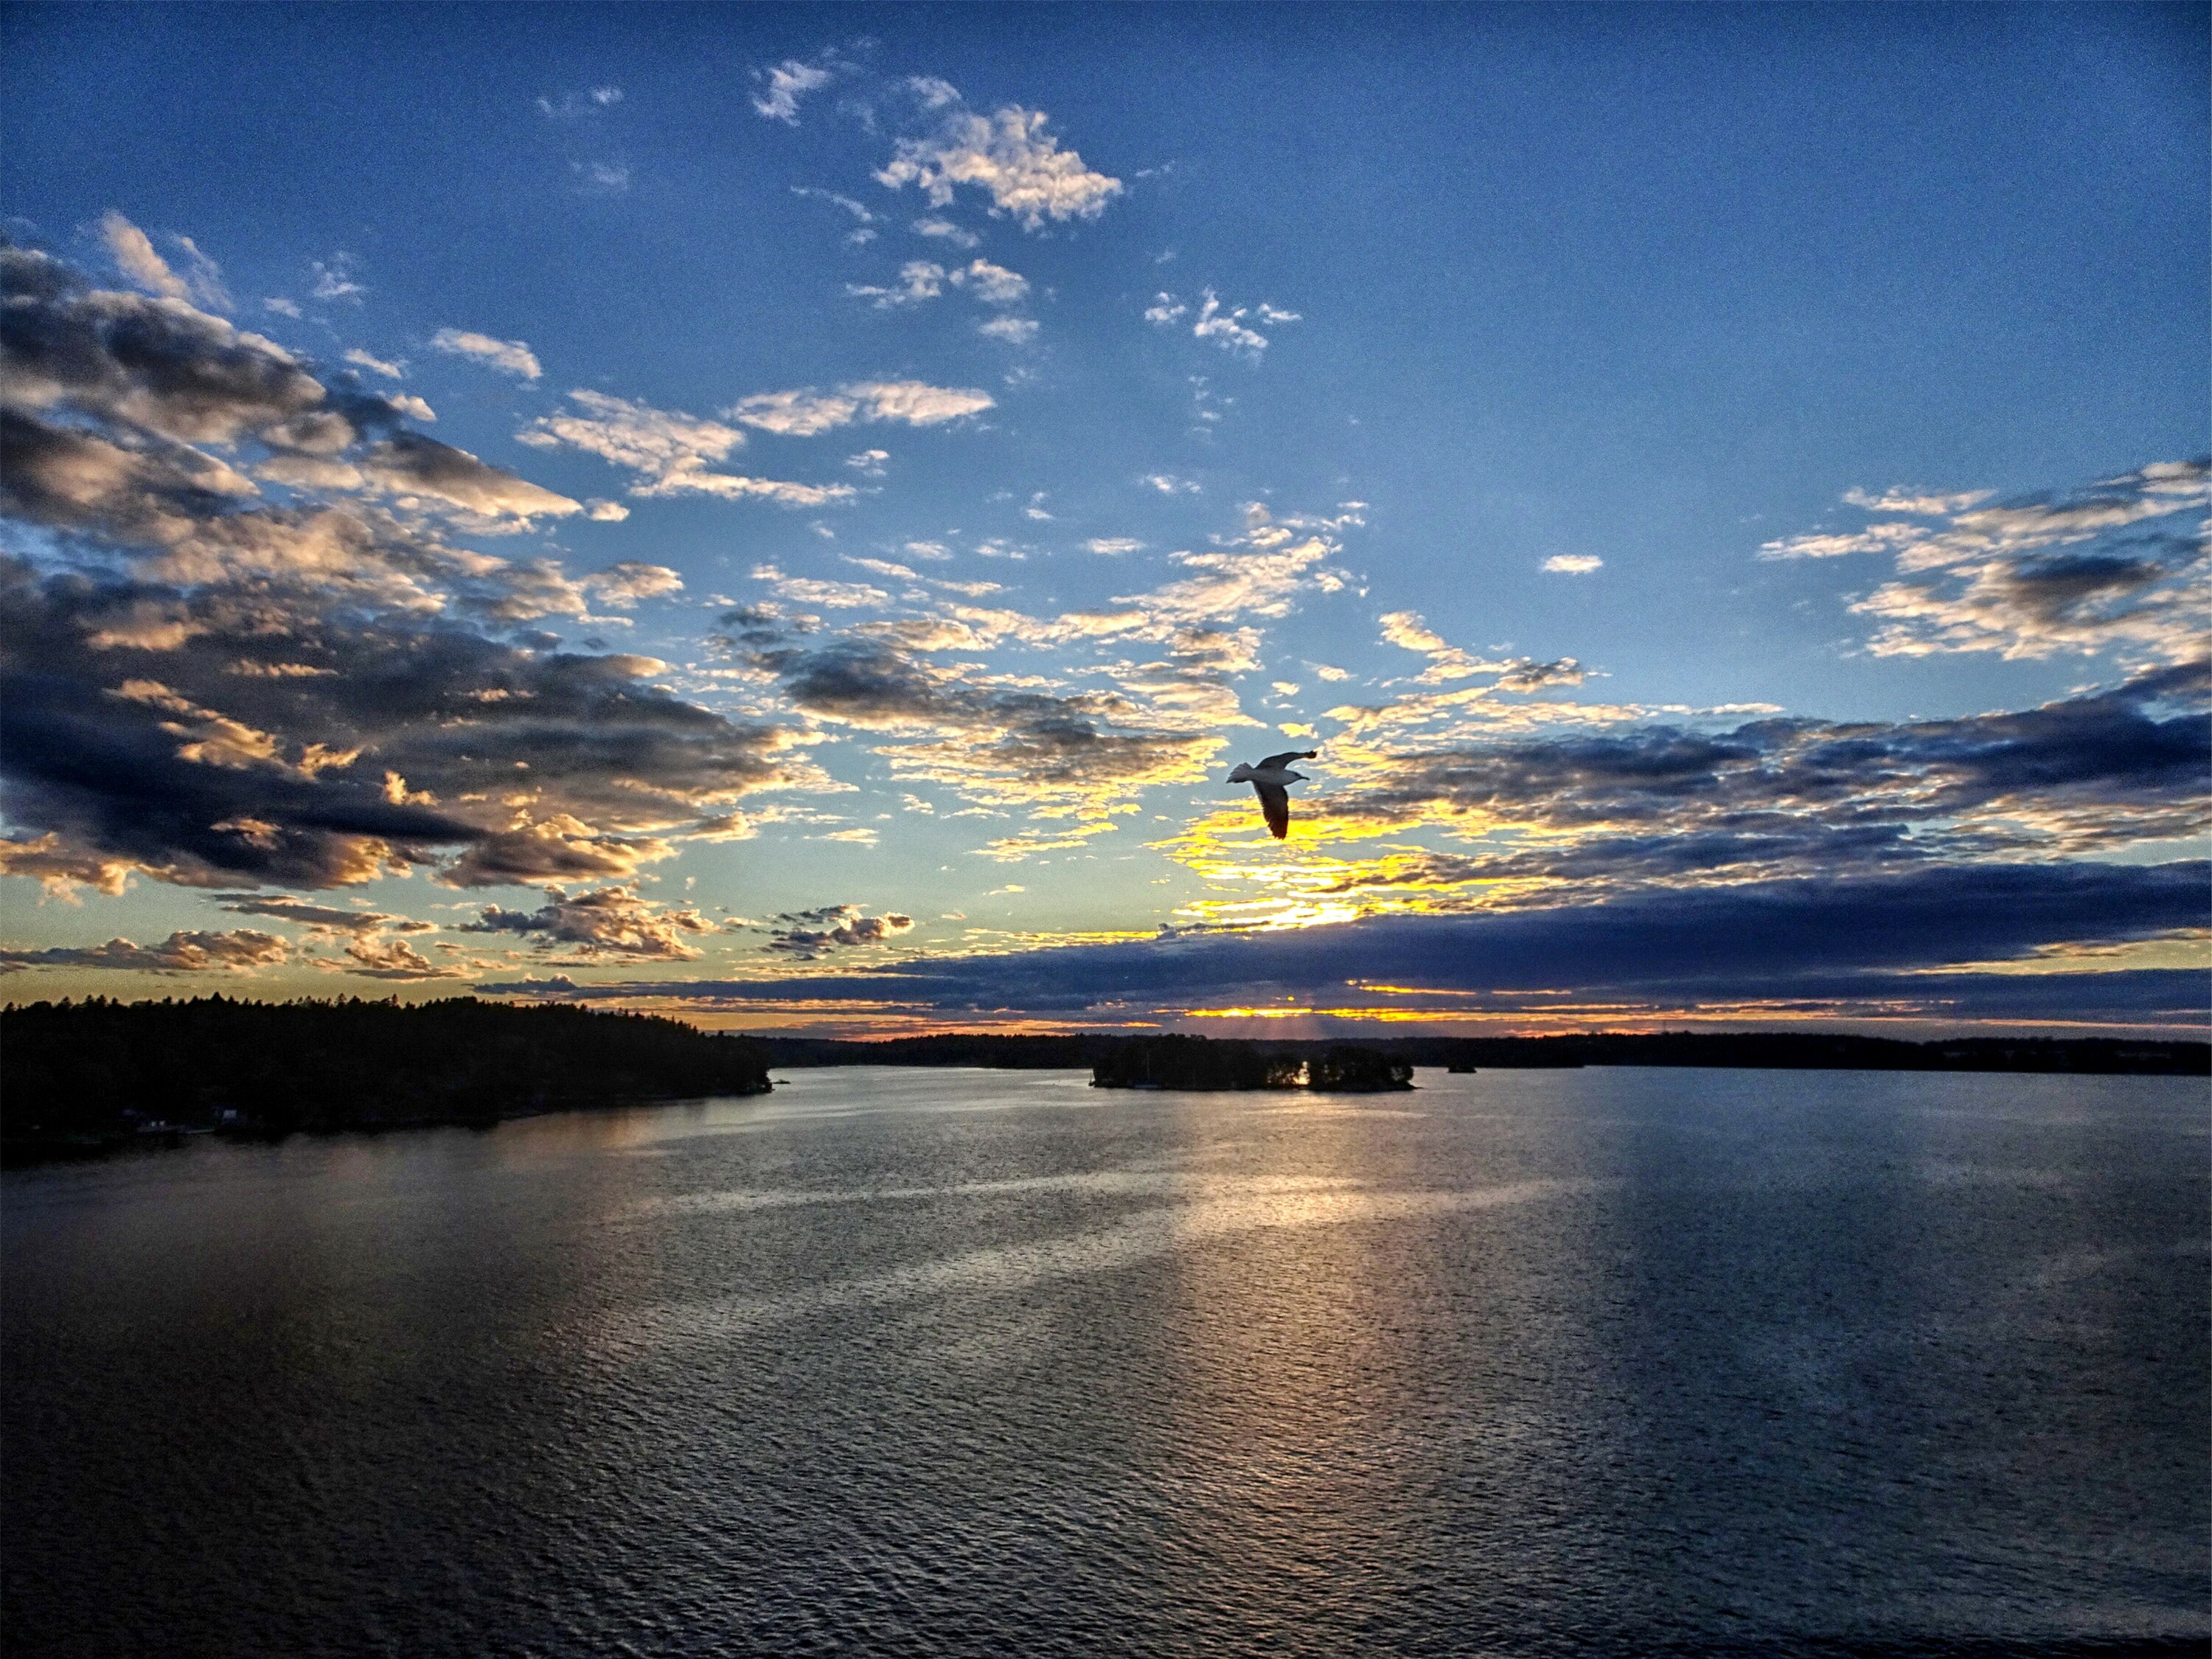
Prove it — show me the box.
[99,211,229,310]
[309,254,365,303]
[751,58,833,125]
[912,217,978,248]
[538,86,624,119]
[520,391,855,507]
[1541,554,1602,574]
[431,328,542,380]
[342,347,405,380]
[726,380,993,436]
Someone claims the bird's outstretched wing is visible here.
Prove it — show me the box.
[1253,781,1291,839]
[1258,748,1318,771]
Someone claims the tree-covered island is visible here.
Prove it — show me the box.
[1090,1034,1415,1091]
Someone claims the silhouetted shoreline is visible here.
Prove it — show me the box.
[1,997,771,1166]
[4,998,2201,1166]
[757,1028,2210,1078]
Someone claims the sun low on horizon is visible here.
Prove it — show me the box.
[1,4,2205,1039]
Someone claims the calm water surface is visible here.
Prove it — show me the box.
[4,1066,2205,1657]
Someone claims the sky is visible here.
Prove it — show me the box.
[1,2,2205,1037]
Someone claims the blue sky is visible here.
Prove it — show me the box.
[1,3,2205,1034]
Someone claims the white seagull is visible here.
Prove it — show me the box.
[1228,748,1318,839]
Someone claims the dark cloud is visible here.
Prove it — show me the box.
[0,241,824,896]
[459,885,712,959]
[1848,459,2208,664]
[0,559,815,891]
[728,630,1217,811]
[1,243,325,444]
[1322,662,2209,891]
[757,904,916,957]
[214,895,434,934]
[509,861,2209,1029]
[0,928,290,974]
[356,432,578,522]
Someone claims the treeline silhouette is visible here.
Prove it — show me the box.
[7,998,2199,1166]
[757,1029,2208,1077]
[1,996,770,1164]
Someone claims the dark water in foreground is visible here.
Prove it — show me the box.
[3,1067,2205,1658]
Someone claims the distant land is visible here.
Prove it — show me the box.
[1090,1034,1415,1092]
[755,1029,2210,1077]
[2,997,2202,1166]
[0,997,771,1165]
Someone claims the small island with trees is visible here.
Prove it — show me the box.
[1090,1034,1414,1092]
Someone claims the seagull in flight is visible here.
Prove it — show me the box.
[1228,749,1318,839]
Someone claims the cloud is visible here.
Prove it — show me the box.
[571,161,632,194]
[1542,554,1602,575]
[2,560,827,892]
[792,187,877,243]
[99,212,226,310]
[537,86,624,118]
[583,561,682,606]
[1843,486,1994,515]
[951,259,1028,305]
[309,255,365,303]
[847,260,945,308]
[430,329,541,380]
[752,58,832,124]
[727,380,993,438]
[876,102,1122,231]
[0,244,835,900]
[0,928,289,974]
[1151,290,1293,358]
[358,432,580,522]
[846,380,994,425]
[978,316,1039,344]
[1759,521,1929,561]
[1834,459,2207,664]
[520,390,855,507]
[1303,661,2211,908]
[215,894,431,935]
[529,860,2210,1032]
[461,884,712,959]
[342,348,404,380]
[1087,538,1144,555]
[333,933,475,979]
[727,389,857,437]
[846,449,888,476]
[752,563,888,609]
[912,217,979,248]
[1,249,326,443]
[725,616,1226,818]
[524,388,741,469]
[1142,473,1200,494]
[1117,508,1342,627]
[758,904,917,957]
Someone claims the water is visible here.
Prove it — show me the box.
[3,1066,2205,1658]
